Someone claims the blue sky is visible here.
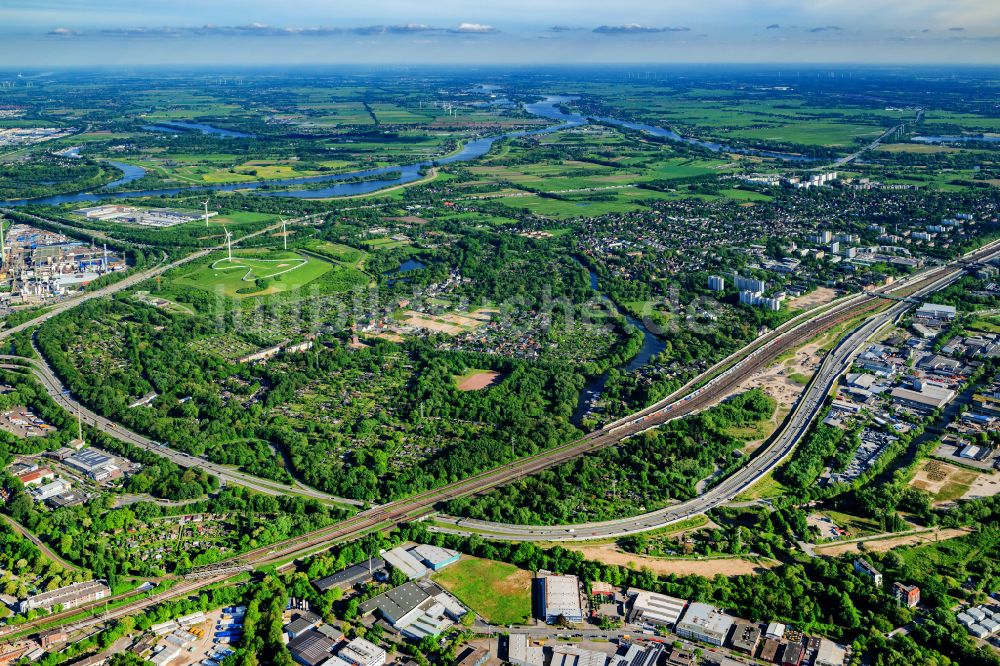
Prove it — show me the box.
[1,0,998,66]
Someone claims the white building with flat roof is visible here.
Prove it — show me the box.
[382,546,428,579]
[626,588,687,627]
[916,303,957,321]
[550,646,607,666]
[541,573,583,623]
[675,602,733,647]
[338,638,386,666]
[507,635,544,666]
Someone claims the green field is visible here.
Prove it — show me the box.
[173,250,333,298]
[432,556,533,625]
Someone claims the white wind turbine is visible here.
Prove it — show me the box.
[280,217,288,251]
[202,200,211,227]
[223,226,233,262]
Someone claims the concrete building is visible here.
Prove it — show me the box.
[64,448,118,480]
[782,642,805,666]
[313,557,385,592]
[18,579,110,613]
[16,467,54,486]
[284,612,321,640]
[507,635,544,666]
[455,647,490,666]
[409,544,460,571]
[733,274,766,293]
[359,580,466,639]
[540,573,583,624]
[338,638,386,666]
[708,275,725,292]
[625,588,687,628]
[31,478,70,501]
[728,621,760,655]
[764,622,785,641]
[891,384,956,411]
[915,303,957,321]
[853,559,883,587]
[608,642,664,666]
[289,631,337,666]
[550,646,607,666]
[382,546,428,579]
[675,602,734,647]
[893,582,920,608]
[590,581,615,600]
[814,639,847,666]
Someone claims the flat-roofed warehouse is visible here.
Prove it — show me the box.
[64,448,115,474]
[313,557,385,592]
[626,588,687,627]
[541,573,583,623]
[409,544,460,571]
[674,602,733,647]
[891,384,955,410]
[382,546,428,579]
[550,645,608,666]
[18,579,110,613]
[507,635,544,666]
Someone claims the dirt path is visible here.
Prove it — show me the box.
[565,542,776,577]
[811,527,972,556]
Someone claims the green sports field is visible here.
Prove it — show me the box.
[173,250,333,298]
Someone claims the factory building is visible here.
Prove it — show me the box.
[626,588,687,628]
[674,602,733,647]
[540,573,583,624]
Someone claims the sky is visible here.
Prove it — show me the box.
[1,0,999,67]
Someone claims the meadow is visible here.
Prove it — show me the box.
[432,556,533,625]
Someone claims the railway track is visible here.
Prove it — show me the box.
[8,239,998,641]
[238,247,992,565]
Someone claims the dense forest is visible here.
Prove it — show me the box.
[445,389,776,524]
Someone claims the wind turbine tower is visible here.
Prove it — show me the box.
[280,217,288,251]
[203,200,211,227]
[224,227,233,262]
[0,215,5,269]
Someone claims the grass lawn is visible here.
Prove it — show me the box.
[173,250,332,298]
[432,556,533,625]
[732,470,788,501]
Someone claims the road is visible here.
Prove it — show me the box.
[9,238,999,643]
[0,211,366,506]
[0,513,81,572]
[828,123,903,168]
[428,247,991,541]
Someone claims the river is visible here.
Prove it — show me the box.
[572,266,666,426]
[141,121,254,138]
[0,95,583,208]
[1,93,820,209]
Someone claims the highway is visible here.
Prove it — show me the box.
[429,256,968,541]
[0,351,362,505]
[7,238,998,643]
[0,211,366,506]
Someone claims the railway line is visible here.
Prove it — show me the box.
[233,238,1000,563]
[5,238,998,642]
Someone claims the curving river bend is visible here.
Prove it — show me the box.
[1,95,817,208]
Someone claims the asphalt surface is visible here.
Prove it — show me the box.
[8,239,998,643]
[428,250,992,541]
[0,211,365,506]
